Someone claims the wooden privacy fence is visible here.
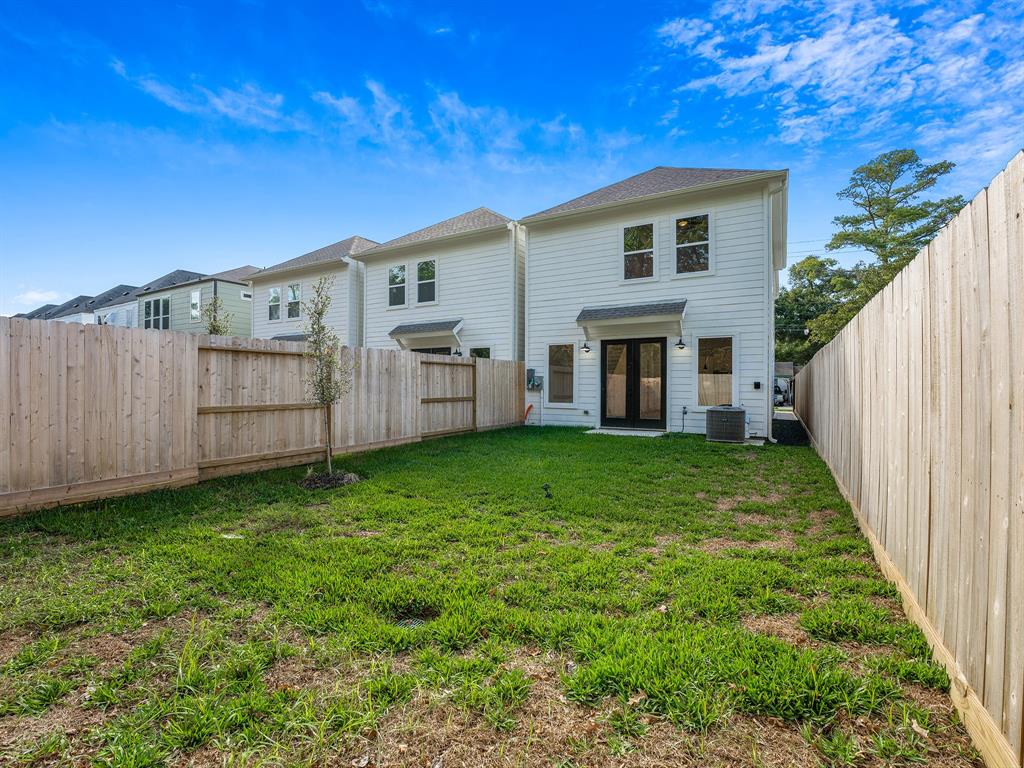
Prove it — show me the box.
[795,151,1024,768]
[0,320,526,515]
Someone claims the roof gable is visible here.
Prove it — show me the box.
[253,236,379,278]
[360,207,510,256]
[524,166,782,220]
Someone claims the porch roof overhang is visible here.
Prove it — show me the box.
[575,300,687,341]
[388,318,464,350]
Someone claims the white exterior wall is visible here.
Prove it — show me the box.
[362,228,522,360]
[54,312,94,324]
[250,264,360,345]
[525,182,776,437]
[95,300,138,328]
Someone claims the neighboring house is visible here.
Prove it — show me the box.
[136,266,258,335]
[92,285,142,328]
[44,295,95,324]
[12,304,57,320]
[249,236,377,344]
[521,166,788,439]
[355,208,525,360]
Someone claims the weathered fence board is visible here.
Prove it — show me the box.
[795,151,1024,768]
[0,325,525,514]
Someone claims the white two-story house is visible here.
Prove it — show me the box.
[521,166,788,439]
[355,208,525,360]
[250,236,377,344]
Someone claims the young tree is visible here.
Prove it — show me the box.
[303,276,350,474]
[808,149,965,343]
[202,294,234,336]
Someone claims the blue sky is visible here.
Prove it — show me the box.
[1,0,1022,315]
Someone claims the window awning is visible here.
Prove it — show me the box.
[575,300,687,340]
[388,318,464,350]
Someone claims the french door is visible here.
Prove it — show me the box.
[601,338,667,430]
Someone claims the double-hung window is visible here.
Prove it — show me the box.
[143,298,170,330]
[417,260,436,303]
[287,283,301,318]
[388,265,406,307]
[623,223,655,280]
[675,214,710,274]
[548,344,574,404]
[268,287,281,321]
[469,347,491,359]
[190,290,201,322]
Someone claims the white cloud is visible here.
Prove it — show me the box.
[313,80,639,175]
[656,1,1024,177]
[111,59,306,132]
[12,290,63,308]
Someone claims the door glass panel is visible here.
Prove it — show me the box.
[639,342,662,420]
[605,343,627,419]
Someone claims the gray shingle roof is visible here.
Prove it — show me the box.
[362,208,510,255]
[525,166,780,220]
[576,300,687,323]
[85,284,140,312]
[47,295,95,319]
[17,303,57,319]
[138,269,207,295]
[389,318,463,337]
[207,265,260,284]
[253,236,379,278]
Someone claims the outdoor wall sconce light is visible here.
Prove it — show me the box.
[453,348,463,357]
[675,338,686,350]
[582,342,591,354]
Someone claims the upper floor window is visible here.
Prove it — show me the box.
[388,265,406,307]
[417,260,436,303]
[190,290,201,322]
[268,287,281,321]
[287,283,301,318]
[623,223,655,280]
[676,214,710,274]
[143,298,170,330]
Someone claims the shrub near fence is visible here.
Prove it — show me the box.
[795,151,1024,768]
[0,320,525,515]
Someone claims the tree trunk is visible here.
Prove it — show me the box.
[324,404,333,475]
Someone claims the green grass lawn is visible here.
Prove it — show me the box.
[0,428,981,767]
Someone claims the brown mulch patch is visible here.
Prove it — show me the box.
[0,627,37,668]
[301,472,363,490]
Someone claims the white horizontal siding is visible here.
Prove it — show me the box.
[525,184,773,436]
[251,266,357,345]
[363,230,519,360]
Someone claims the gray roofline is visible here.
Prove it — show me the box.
[521,170,788,225]
[353,222,512,261]
[140,274,251,295]
[250,258,351,281]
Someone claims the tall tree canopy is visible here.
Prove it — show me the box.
[775,256,854,365]
[797,149,965,347]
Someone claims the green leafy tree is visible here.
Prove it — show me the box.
[808,149,965,344]
[303,276,351,474]
[202,295,234,336]
[775,256,854,365]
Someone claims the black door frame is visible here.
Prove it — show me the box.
[600,337,667,430]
